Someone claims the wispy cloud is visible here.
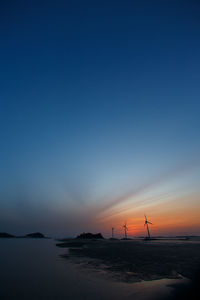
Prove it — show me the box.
[95,160,199,219]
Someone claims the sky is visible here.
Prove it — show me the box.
[0,0,200,237]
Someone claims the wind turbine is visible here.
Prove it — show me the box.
[144,215,153,239]
[111,227,114,238]
[123,222,128,239]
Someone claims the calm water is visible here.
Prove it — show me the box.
[0,239,183,300]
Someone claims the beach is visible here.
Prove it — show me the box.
[0,238,186,300]
[57,238,200,281]
[57,238,200,299]
[0,238,198,299]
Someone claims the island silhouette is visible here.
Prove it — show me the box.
[76,232,104,239]
[0,232,46,238]
[0,232,16,238]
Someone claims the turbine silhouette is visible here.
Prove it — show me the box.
[111,227,114,238]
[144,215,153,239]
[123,222,128,239]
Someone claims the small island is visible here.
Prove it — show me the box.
[76,232,104,239]
[56,232,104,248]
[25,232,45,238]
[0,232,46,238]
[0,232,16,238]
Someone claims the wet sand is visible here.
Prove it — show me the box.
[57,238,200,299]
[57,238,200,282]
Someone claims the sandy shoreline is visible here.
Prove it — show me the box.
[59,253,190,300]
[57,239,200,282]
[56,238,200,299]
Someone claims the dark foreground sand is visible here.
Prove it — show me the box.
[57,239,200,282]
[57,238,200,299]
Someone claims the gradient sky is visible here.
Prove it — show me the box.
[0,0,200,237]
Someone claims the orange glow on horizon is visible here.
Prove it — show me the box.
[96,193,200,237]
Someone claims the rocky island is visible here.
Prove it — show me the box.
[25,232,45,238]
[0,232,46,238]
[76,232,104,239]
[0,232,16,238]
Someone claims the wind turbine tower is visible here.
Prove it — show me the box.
[123,222,128,239]
[112,227,114,238]
[144,215,153,239]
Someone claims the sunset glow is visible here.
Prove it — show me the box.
[0,0,200,238]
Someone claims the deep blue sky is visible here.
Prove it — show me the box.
[0,1,200,236]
